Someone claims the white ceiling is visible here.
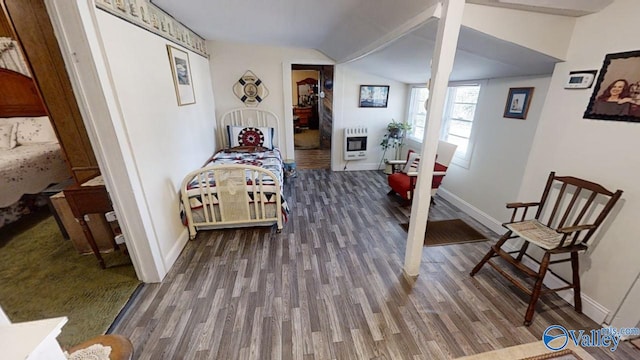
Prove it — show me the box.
[152,0,613,83]
[348,20,560,83]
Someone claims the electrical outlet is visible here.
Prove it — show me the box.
[114,234,126,245]
[105,211,117,222]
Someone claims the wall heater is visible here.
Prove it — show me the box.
[344,127,368,160]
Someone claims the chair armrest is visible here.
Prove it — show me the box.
[506,202,540,209]
[406,171,418,177]
[506,202,540,223]
[433,171,447,176]
[557,224,596,234]
[386,160,407,165]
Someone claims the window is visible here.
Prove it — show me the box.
[407,86,430,141]
[441,82,482,168]
[405,82,482,168]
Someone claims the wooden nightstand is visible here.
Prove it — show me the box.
[63,176,119,269]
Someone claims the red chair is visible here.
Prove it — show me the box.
[387,140,457,204]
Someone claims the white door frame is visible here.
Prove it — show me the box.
[281,60,335,162]
[44,0,165,282]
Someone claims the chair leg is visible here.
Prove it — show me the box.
[515,241,530,261]
[524,252,551,326]
[470,231,512,276]
[571,252,582,313]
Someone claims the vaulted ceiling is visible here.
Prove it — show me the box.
[152,0,614,83]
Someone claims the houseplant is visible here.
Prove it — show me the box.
[379,119,412,171]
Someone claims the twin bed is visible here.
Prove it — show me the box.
[0,68,70,228]
[180,108,289,238]
[1,43,287,236]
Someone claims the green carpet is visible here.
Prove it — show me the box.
[0,211,141,348]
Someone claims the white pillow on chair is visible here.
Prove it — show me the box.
[402,152,420,174]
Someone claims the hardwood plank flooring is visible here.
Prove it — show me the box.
[295,149,331,170]
[112,170,639,359]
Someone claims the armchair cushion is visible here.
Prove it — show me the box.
[388,172,413,200]
[431,162,448,189]
[387,161,448,200]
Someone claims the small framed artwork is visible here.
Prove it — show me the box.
[584,50,640,122]
[359,85,389,108]
[504,87,534,119]
[167,45,195,106]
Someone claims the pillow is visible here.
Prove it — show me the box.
[16,116,58,145]
[403,151,420,174]
[0,123,17,150]
[227,126,274,149]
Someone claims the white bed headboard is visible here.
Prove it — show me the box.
[218,108,281,149]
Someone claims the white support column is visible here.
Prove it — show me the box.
[403,0,465,277]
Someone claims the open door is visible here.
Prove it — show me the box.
[291,64,333,169]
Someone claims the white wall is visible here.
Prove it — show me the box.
[439,75,551,231]
[518,0,640,326]
[96,12,216,274]
[207,40,333,159]
[207,41,408,169]
[333,65,408,171]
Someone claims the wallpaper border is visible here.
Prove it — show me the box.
[95,0,209,58]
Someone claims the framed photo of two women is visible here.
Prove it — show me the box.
[584,50,640,123]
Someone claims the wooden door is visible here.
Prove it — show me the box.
[319,65,334,149]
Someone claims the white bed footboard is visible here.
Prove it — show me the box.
[181,164,283,239]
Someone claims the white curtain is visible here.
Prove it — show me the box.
[0,37,30,76]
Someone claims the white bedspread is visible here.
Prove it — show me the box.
[0,143,69,207]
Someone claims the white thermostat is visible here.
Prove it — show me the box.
[565,70,597,89]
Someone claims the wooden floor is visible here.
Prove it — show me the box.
[112,170,639,359]
[295,149,331,170]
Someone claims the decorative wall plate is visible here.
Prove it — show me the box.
[233,70,269,107]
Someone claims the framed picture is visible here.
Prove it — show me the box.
[504,87,534,119]
[584,50,640,123]
[167,45,195,106]
[359,85,389,108]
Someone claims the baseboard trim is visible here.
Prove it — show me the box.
[164,228,190,271]
[438,187,609,325]
[340,162,382,171]
[437,188,504,235]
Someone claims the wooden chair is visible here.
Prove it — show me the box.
[470,171,623,325]
[387,140,457,205]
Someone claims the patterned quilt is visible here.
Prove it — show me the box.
[206,148,284,189]
[184,148,289,223]
[0,143,69,208]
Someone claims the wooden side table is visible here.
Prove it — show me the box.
[41,178,75,239]
[63,177,119,269]
[67,334,133,360]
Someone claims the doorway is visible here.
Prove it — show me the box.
[291,64,333,169]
